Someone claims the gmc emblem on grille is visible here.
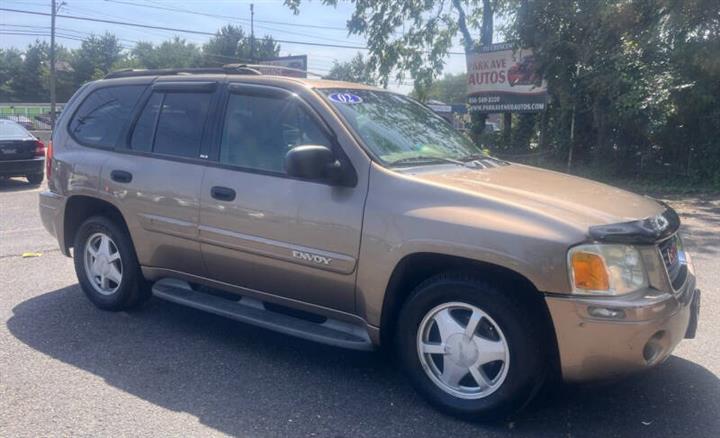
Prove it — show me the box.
[292,250,332,265]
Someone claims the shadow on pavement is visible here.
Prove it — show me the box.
[0,177,39,193]
[8,285,720,438]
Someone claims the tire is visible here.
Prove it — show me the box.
[26,172,44,185]
[73,215,150,311]
[396,273,549,421]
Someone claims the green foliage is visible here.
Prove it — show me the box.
[286,0,469,88]
[0,25,281,103]
[0,48,23,101]
[326,53,377,85]
[71,33,124,84]
[410,73,467,103]
[14,41,50,102]
[202,24,279,66]
[510,0,720,183]
[132,38,202,69]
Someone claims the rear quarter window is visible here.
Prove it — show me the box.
[68,85,146,147]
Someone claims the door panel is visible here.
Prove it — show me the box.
[100,83,218,276]
[199,170,365,312]
[101,153,205,275]
[199,84,368,313]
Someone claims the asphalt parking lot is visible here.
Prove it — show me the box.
[1,177,718,438]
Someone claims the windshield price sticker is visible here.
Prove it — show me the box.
[328,93,363,104]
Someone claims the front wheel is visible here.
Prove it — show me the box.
[396,273,549,420]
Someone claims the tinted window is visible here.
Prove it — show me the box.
[69,85,145,147]
[220,93,331,173]
[153,92,211,158]
[130,93,162,152]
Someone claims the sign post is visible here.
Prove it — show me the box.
[466,42,547,113]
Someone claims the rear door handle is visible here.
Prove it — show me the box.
[211,186,236,202]
[110,170,133,183]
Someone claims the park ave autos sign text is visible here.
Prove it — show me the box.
[466,42,548,112]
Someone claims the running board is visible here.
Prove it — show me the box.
[152,280,373,351]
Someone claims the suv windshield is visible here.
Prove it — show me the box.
[319,89,483,166]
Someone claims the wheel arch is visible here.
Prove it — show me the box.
[378,252,559,369]
[63,195,130,253]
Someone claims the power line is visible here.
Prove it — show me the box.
[0,23,140,44]
[0,7,466,55]
[105,0,349,31]
[0,7,370,50]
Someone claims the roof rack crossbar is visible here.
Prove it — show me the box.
[104,63,324,80]
[104,65,264,79]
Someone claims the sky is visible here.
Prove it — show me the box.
[0,0,471,94]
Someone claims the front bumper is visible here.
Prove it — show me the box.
[545,273,699,382]
[0,157,44,177]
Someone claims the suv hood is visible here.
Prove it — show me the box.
[410,163,665,230]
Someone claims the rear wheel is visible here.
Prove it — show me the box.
[26,172,43,185]
[73,216,150,310]
[396,273,548,420]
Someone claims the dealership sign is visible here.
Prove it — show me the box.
[258,55,308,78]
[466,42,548,112]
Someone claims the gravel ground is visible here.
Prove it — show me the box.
[1,177,718,438]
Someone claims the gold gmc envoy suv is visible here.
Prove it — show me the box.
[39,66,701,419]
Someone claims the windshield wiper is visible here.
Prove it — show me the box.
[458,152,490,162]
[389,156,467,167]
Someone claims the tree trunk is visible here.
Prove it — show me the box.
[503,113,512,149]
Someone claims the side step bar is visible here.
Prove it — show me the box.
[152,280,373,351]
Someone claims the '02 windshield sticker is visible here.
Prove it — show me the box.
[328,92,363,104]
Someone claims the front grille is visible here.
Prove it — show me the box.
[659,235,687,290]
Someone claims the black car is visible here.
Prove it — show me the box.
[0,119,45,185]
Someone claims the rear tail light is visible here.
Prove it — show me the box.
[45,140,53,178]
[34,140,46,157]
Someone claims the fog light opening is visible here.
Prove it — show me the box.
[643,331,668,365]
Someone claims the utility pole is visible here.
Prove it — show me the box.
[250,3,255,62]
[50,0,57,130]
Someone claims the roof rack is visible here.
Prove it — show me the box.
[104,63,324,80]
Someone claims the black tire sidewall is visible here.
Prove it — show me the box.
[397,276,546,420]
[26,173,43,185]
[73,216,143,310]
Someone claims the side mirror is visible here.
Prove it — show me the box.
[284,144,342,182]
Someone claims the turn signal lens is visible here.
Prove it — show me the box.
[568,244,649,295]
[571,252,609,291]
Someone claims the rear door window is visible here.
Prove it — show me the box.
[130,91,212,158]
[130,93,162,152]
[69,85,146,147]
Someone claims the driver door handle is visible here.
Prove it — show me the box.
[110,170,133,183]
[211,186,236,202]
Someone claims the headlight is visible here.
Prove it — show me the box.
[568,244,648,295]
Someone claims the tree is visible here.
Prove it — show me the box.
[203,24,279,66]
[13,41,49,102]
[0,48,23,101]
[71,33,124,85]
[285,0,508,89]
[411,73,467,103]
[326,53,376,85]
[131,38,202,69]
